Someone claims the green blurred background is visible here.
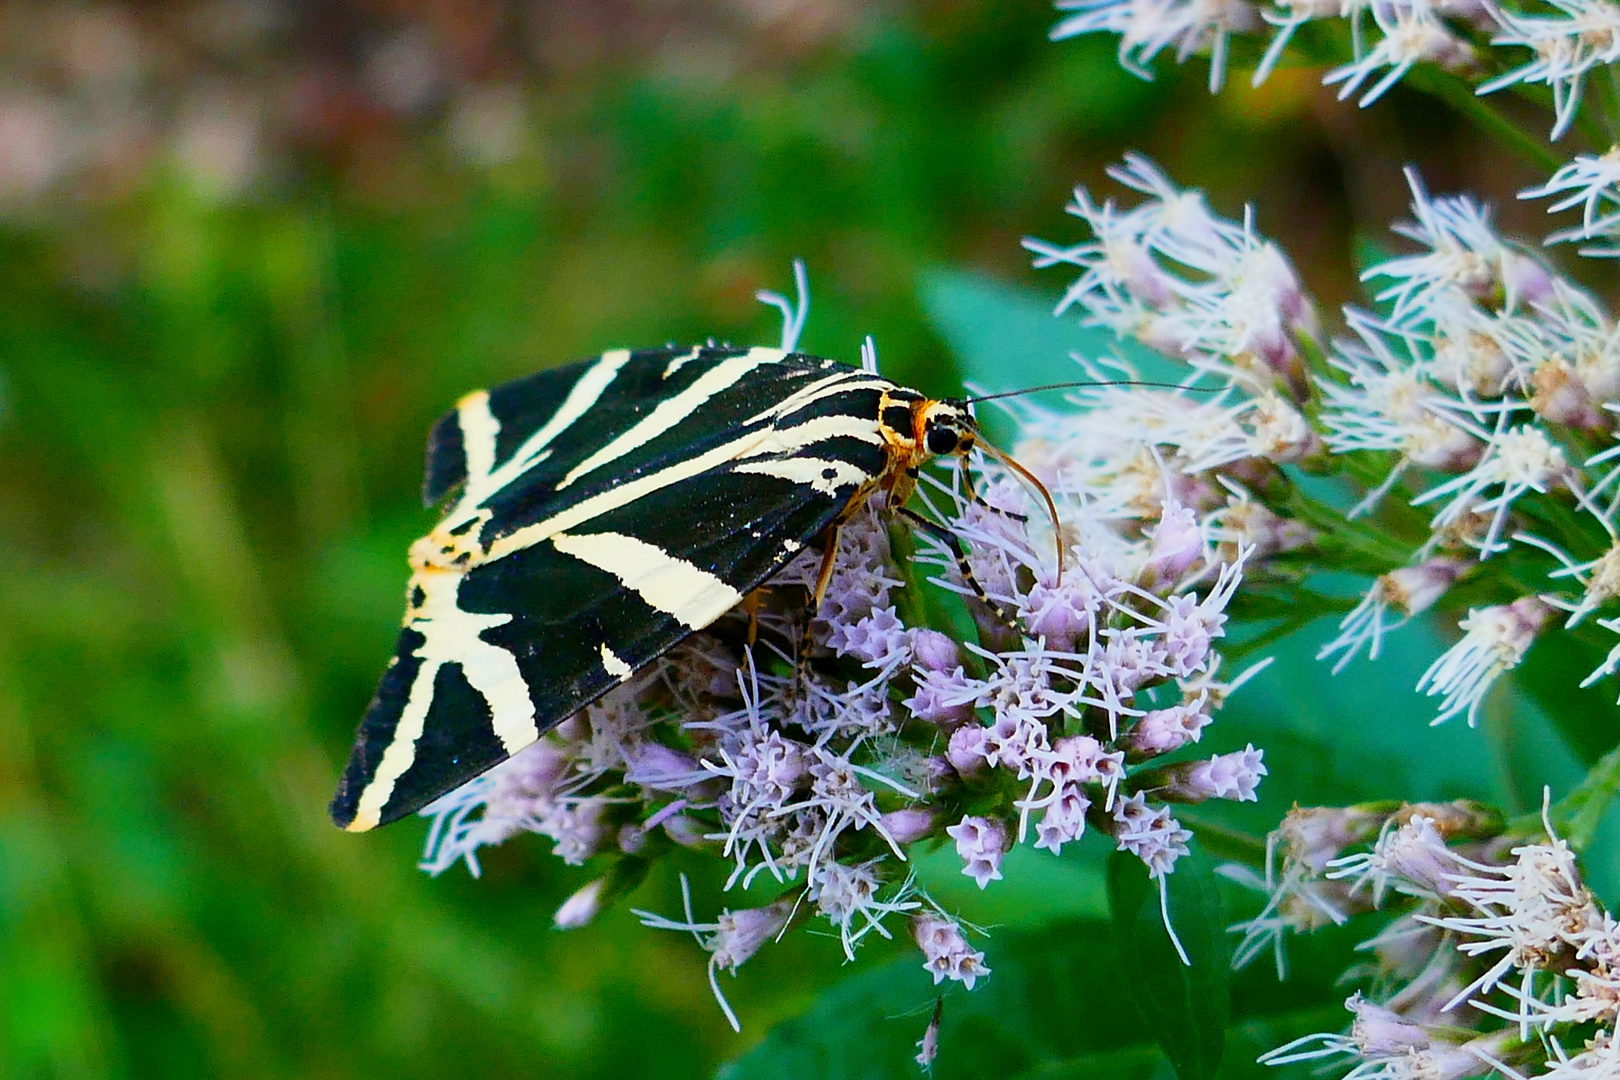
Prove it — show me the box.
[0,1,1568,1077]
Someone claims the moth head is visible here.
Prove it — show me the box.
[916,399,978,459]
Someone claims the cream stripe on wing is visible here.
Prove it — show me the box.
[456,642,540,753]
[346,568,536,831]
[552,531,743,629]
[454,348,633,512]
[485,410,883,563]
[456,390,501,484]
[661,345,703,379]
[734,414,885,458]
[733,457,871,496]
[744,372,896,425]
[557,350,781,490]
[348,657,440,832]
[486,428,766,561]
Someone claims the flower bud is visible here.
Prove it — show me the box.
[554,714,590,743]
[1160,745,1266,802]
[1371,815,1461,898]
[1145,502,1204,581]
[621,741,703,791]
[1278,805,1388,873]
[1249,393,1322,463]
[1381,558,1465,616]
[618,823,647,855]
[1404,414,1481,472]
[946,725,990,778]
[878,807,937,845]
[1392,799,1502,840]
[505,737,573,793]
[712,900,794,971]
[1345,992,1430,1055]
[905,667,977,728]
[1501,249,1555,309]
[1216,496,1313,560]
[660,813,712,849]
[914,1001,942,1069]
[1531,358,1606,430]
[910,629,960,673]
[1127,700,1211,757]
[1581,544,1620,613]
[554,878,607,929]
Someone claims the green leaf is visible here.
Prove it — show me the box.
[1544,742,1620,852]
[1514,629,1620,766]
[911,840,1109,930]
[721,871,1353,1080]
[1175,608,1508,855]
[916,268,1183,443]
[720,918,1165,1080]
[1107,846,1230,1080]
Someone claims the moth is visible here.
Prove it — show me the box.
[330,344,1049,832]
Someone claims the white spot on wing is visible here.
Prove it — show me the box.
[551,531,743,630]
[599,643,633,680]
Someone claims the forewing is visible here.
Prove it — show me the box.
[331,348,893,831]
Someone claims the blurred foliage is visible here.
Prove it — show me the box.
[0,0,1588,1077]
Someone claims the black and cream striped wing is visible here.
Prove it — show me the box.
[331,346,895,831]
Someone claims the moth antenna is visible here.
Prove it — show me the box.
[964,379,1223,405]
[975,437,1065,579]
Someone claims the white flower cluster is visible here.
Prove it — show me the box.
[413,468,1264,1025]
[1030,156,1620,725]
[406,262,1275,1024]
[1045,0,1620,287]
[1317,170,1620,719]
[1048,0,1620,143]
[1238,801,1620,1080]
[1023,153,1319,396]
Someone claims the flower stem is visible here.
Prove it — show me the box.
[1540,740,1620,851]
[1175,811,1268,864]
[1405,67,1563,176]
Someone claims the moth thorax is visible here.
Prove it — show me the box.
[878,390,921,450]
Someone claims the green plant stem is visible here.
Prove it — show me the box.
[1533,740,1620,851]
[1177,812,1268,865]
[1602,65,1620,147]
[1407,67,1563,175]
[1283,484,1415,568]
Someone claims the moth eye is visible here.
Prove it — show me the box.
[925,425,960,455]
